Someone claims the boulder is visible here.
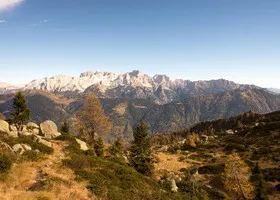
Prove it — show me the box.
[21,131,33,136]
[36,137,52,148]
[157,145,169,152]
[40,120,61,139]
[75,138,89,151]
[225,129,234,135]
[10,124,17,132]
[9,131,18,138]
[0,140,15,155]
[0,120,10,134]
[22,125,28,132]
[32,128,40,135]
[27,122,39,129]
[22,144,32,151]
[13,144,25,155]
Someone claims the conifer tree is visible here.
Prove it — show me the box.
[129,121,154,176]
[109,137,124,157]
[222,152,255,200]
[94,136,105,157]
[10,91,31,130]
[60,121,70,134]
[252,163,268,200]
[78,92,112,145]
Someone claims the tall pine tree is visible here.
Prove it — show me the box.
[129,121,154,176]
[10,91,31,131]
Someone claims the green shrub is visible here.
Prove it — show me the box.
[21,150,41,162]
[0,154,12,174]
[55,134,72,141]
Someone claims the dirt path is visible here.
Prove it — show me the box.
[0,140,94,200]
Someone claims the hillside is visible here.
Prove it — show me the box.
[151,110,280,200]
[0,88,280,141]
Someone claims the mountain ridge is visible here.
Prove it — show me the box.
[1,70,259,104]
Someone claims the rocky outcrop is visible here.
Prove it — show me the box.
[0,120,9,134]
[40,120,61,139]
[75,138,89,151]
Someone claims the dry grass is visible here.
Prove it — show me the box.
[0,140,94,200]
[154,152,190,179]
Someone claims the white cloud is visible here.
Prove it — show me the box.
[0,19,7,23]
[0,0,24,13]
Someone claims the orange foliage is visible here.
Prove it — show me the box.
[78,93,112,144]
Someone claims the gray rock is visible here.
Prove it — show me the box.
[225,129,234,134]
[37,138,52,148]
[27,122,39,129]
[0,120,10,134]
[9,131,18,138]
[13,144,25,155]
[170,179,178,192]
[157,145,169,152]
[21,131,33,136]
[75,138,89,151]
[22,125,28,132]
[22,144,32,151]
[10,124,17,132]
[40,120,61,139]
[32,128,40,135]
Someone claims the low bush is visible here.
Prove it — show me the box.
[21,150,41,162]
[224,143,246,152]
[0,154,12,174]
[198,164,224,174]
[262,168,280,182]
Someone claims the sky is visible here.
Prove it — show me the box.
[0,0,279,88]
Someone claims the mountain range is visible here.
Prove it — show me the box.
[1,70,280,140]
[0,70,259,104]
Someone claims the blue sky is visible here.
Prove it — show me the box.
[0,0,279,88]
